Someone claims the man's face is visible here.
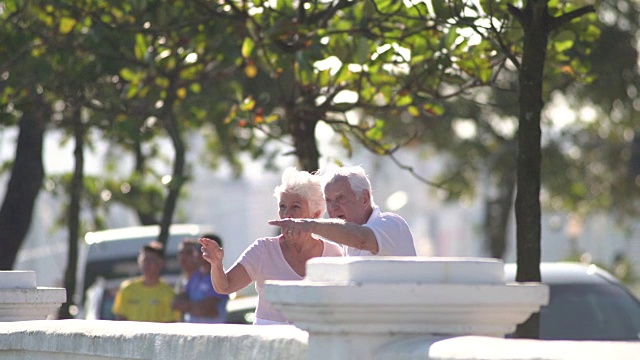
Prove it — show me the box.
[324,176,368,225]
[138,250,164,278]
[177,244,199,273]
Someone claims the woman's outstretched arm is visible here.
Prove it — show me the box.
[199,237,252,294]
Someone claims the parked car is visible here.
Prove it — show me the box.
[504,262,640,341]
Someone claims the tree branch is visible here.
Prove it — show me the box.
[507,4,525,26]
[549,5,596,32]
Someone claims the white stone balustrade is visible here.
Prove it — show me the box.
[0,260,639,359]
[265,257,550,360]
[0,270,66,321]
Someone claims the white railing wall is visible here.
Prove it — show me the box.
[1,260,640,360]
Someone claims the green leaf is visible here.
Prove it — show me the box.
[478,67,492,83]
[375,0,397,12]
[396,93,413,107]
[134,33,147,61]
[584,25,601,41]
[240,97,255,111]
[241,37,255,58]
[155,77,169,88]
[265,114,280,124]
[354,36,370,64]
[59,17,76,34]
[553,31,575,53]
[189,83,202,94]
[126,86,139,99]
[367,119,385,141]
[423,103,444,116]
[120,68,136,81]
[339,133,352,158]
[444,26,459,49]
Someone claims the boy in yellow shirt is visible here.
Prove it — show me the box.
[112,241,180,322]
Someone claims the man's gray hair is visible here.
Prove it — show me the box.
[332,165,375,205]
[273,167,326,218]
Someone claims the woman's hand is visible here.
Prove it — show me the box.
[199,237,224,264]
[198,237,252,295]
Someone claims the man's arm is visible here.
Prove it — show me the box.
[269,218,379,254]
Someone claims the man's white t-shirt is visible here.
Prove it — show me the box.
[236,236,343,324]
[344,205,416,257]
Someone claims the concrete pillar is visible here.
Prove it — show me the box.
[0,271,66,321]
[265,257,549,360]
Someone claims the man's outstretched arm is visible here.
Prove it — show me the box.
[269,218,379,254]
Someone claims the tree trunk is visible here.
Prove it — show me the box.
[0,93,47,270]
[59,105,84,319]
[513,0,548,339]
[158,77,186,252]
[286,88,321,172]
[509,0,596,339]
[629,130,640,182]
[133,138,158,225]
[484,166,517,259]
[289,114,320,172]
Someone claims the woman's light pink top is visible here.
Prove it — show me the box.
[236,236,343,324]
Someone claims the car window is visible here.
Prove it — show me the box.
[541,283,640,341]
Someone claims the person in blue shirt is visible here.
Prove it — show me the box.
[172,237,228,323]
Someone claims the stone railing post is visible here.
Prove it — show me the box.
[265,257,549,360]
[0,271,66,321]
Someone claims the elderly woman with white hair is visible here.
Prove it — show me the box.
[199,167,343,325]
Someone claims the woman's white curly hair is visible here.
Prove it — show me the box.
[273,167,326,218]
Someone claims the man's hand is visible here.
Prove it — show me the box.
[268,218,314,239]
[172,293,190,312]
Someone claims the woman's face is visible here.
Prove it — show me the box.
[278,192,313,219]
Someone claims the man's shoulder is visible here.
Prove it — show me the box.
[379,210,405,219]
[156,279,175,292]
[373,209,409,225]
[120,277,143,289]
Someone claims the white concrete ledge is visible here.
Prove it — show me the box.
[378,335,640,360]
[2,320,639,360]
[0,271,37,288]
[0,271,66,321]
[0,320,308,360]
[267,257,550,360]
[306,257,505,284]
[267,257,548,337]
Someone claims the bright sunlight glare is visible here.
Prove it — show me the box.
[452,119,477,139]
[314,56,342,76]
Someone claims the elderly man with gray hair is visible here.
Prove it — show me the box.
[270,165,416,256]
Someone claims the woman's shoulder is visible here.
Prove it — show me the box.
[238,236,283,266]
[252,236,281,245]
[245,236,282,252]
